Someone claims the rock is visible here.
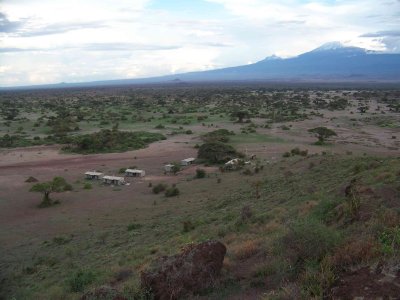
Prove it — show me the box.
[25,176,38,183]
[141,240,227,300]
[80,285,127,300]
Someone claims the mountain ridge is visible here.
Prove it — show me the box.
[2,42,400,90]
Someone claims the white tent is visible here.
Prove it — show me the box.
[180,158,195,166]
[85,171,103,180]
[102,175,126,185]
[125,169,146,177]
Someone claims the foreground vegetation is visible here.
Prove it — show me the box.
[0,85,399,299]
[2,154,399,299]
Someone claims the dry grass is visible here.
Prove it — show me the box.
[232,239,260,260]
[332,237,380,268]
[298,200,319,216]
[262,219,282,234]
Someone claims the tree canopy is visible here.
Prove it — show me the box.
[197,142,241,164]
[30,176,71,207]
[308,127,337,144]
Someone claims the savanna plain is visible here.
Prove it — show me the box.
[0,84,399,299]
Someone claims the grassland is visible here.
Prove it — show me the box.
[0,86,399,299]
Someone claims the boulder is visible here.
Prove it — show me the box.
[141,240,226,300]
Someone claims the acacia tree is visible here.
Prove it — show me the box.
[308,127,337,144]
[232,111,249,123]
[30,176,70,208]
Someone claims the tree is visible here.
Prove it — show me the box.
[308,127,337,144]
[232,110,249,123]
[357,106,369,114]
[30,176,70,208]
[171,163,181,175]
[198,142,241,164]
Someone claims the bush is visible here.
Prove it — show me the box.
[165,187,180,197]
[202,129,234,143]
[279,218,341,264]
[127,223,142,231]
[198,142,241,164]
[63,183,73,191]
[83,183,92,190]
[64,130,165,154]
[152,183,167,194]
[379,226,400,256]
[67,270,96,292]
[332,237,379,268]
[291,147,301,155]
[242,168,253,175]
[182,220,195,232]
[195,169,206,179]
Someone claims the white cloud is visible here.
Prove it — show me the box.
[0,0,399,86]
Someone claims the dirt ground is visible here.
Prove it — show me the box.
[0,102,398,250]
[0,98,399,299]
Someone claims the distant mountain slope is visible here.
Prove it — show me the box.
[2,42,400,90]
[176,42,400,81]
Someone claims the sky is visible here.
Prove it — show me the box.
[0,0,399,87]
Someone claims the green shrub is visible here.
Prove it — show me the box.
[291,147,301,155]
[127,223,142,231]
[67,270,96,292]
[195,169,206,178]
[152,183,167,194]
[63,183,73,191]
[83,183,92,190]
[64,130,165,154]
[198,142,241,164]
[279,218,341,264]
[165,187,180,197]
[53,235,72,245]
[202,129,234,143]
[182,220,195,232]
[379,226,400,255]
[312,198,343,223]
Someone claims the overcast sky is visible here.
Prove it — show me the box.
[1,0,399,86]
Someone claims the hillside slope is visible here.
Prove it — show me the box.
[1,154,399,299]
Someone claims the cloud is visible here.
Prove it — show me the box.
[0,43,181,53]
[15,21,107,37]
[82,43,181,51]
[193,42,232,48]
[0,12,24,32]
[360,30,400,37]
[0,47,32,52]
[0,0,400,86]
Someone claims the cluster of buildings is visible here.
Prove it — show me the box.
[85,157,196,185]
[164,157,195,172]
[85,168,145,186]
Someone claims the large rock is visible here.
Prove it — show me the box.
[141,240,227,300]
